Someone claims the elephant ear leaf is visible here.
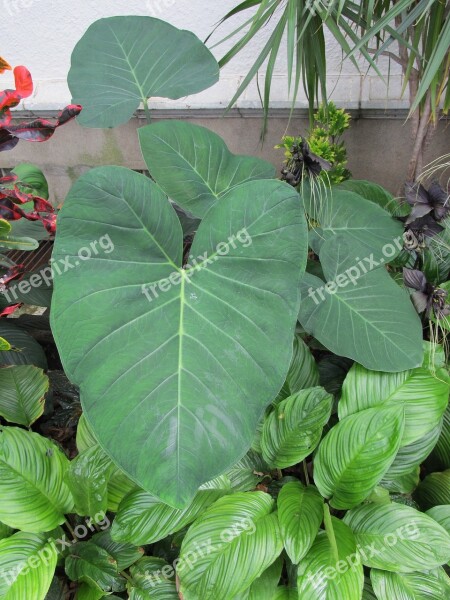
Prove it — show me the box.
[68,16,219,128]
[139,120,276,218]
[51,167,307,507]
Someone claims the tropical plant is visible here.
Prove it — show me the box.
[209,0,450,180]
[1,12,449,600]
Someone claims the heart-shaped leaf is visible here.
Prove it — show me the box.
[68,17,219,127]
[299,238,424,372]
[51,167,307,507]
[314,406,405,509]
[139,120,276,218]
[344,503,450,572]
[261,387,332,468]
[178,492,283,600]
[339,362,449,446]
[0,365,48,426]
[0,427,73,532]
[0,531,58,599]
[277,481,323,564]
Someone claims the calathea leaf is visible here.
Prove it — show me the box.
[68,17,219,128]
[111,476,230,546]
[314,405,405,509]
[261,387,333,468]
[127,557,178,599]
[234,557,283,600]
[277,481,323,564]
[413,469,450,509]
[90,530,143,572]
[178,492,283,600]
[427,402,450,471]
[299,237,424,371]
[0,364,48,426]
[0,531,58,599]
[76,414,98,453]
[51,167,307,507]
[426,505,450,535]
[282,334,320,396]
[0,521,13,540]
[380,467,420,494]
[344,503,450,572]
[370,567,450,600]
[335,180,410,217]
[65,541,125,593]
[0,427,73,532]
[225,449,268,492]
[297,516,364,600]
[273,587,297,599]
[139,120,276,218]
[65,445,114,521]
[338,361,449,446]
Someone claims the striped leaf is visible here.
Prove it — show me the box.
[427,403,450,471]
[426,505,450,534]
[344,503,450,572]
[339,362,450,446]
[225,450,268,492]
[0,531,58,599]
[235,557,283,599]
[261,387,332,468]
[414,470,450,510]
[65,541,125,593]
[90,530,143,572]
[284,335,319,394]
[370,567,450,600]
[178,492,283,600]
[0,365,48,426]
[0,427,73,532]
[277,481,323,564]
[127,557,178,599]
[297,517,364,599]
[111,476,230,546]
[314,406,405,509]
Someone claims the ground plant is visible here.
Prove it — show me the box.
[0,13,448,600]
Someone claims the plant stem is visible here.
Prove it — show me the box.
[302,460,310,485]
[144,101,152,124]
[323,503,339,563]
[64,519,76,541]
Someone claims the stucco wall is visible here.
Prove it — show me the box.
[2,0,407,110]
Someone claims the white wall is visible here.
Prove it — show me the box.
[1,0,406,111]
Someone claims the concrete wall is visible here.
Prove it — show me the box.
[0,1,448,199]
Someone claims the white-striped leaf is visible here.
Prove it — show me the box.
[261,387,332,468]
[111,476,230,545]
[0,531,58,599]
[225,450,268,492]
[127,557,178,599]
[178,492,283,600]
[277,481,323,564]
[0,365,48,426]
[0,427,73,532]
[234,557,283,599]
[339,362,450,446]
[297,517,364,599]
[370,567,450,599]
[284,335,319,394]
[65,541,125,593]
[426,505,450,534]
[344,503,450,572]
[414,470,450,510]
[314,406,405,509]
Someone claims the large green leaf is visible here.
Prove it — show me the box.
[0,365,48,426]
[277,481,323,564]
[304,188,404,263]
[178,492,283,599]
[370,567,450,599]
[65,445,114,520]
[65,541,125,593]
[68,17,219,128]
[235,557,283,599]
[90,530,143,572]
[339,362,449,446]
[127,557,178,599]
[139,120,276,218]
[283,334,319,394]
[297,517,364,599]
[0,531,58,599]
[314,406,405,509]
[344,503,450,572]
[51,167,307,507]
[299,238,424,372]
[261,387,332,468]
[225,450,268,492]
[414,470,450,510]
[0,427,73,532]
[335,180,409,217]
[111,476,230,546]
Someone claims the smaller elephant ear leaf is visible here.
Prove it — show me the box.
[68,17,219,128]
